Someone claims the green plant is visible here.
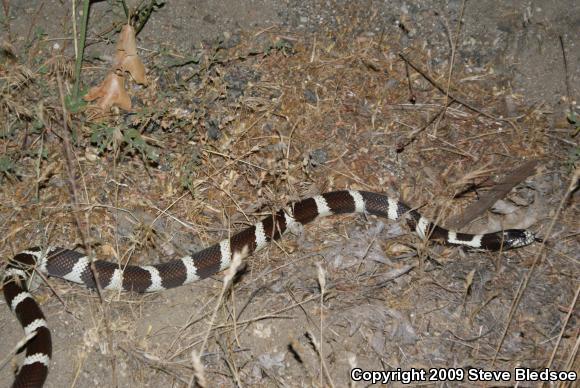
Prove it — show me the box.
[72,0,90,101]
[90,124,159,163]
[263,38,296,56]
[179,146,203,195]
[567,111,579,136]
[0,155,16,180]
[129,0,166,34]
[123,127,159,162]
[69,0,163,109]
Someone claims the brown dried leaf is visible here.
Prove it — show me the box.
[84,72,132,111]
[116,24,138,56]
[114,51,147,85]
[114,24,148,85]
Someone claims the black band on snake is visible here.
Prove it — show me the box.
[2,190,537,387]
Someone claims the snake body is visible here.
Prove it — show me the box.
[3,190,537,387]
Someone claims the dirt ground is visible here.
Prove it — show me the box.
[1,1,578,387]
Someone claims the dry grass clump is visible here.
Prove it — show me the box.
[0,10,577,388]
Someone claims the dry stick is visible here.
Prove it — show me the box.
[546,132,577,146]
[215,340,243,387]
[426,132,476,160]
[34,134,44,201]
[491,167,580,367]
[24,1,44,50]
[396,101,452,153]
[175,297,319,360]
[166,296,218,359]
[561,334,580,388]
[315,264,335,388]
[305,329,336,388]
[55,72,117,386]
[445,160,539,230]
[55,72,98,296]
[438,0,468,136]
[187,250,245,388]
[560,344,580,388]
[399,53,497,120]
[286,286,321,331]
[205,148,266,171]
[147,191,190,235]
[204,147,266,181]
[397,53,513,152]
[1,1,11,42]
[559,36,574,116]
[0,331,36,372]
[546,283,579,371]
[70,348,89,388]
[220,213,242,350]
[31,264,72,314]
[404,60,416,104]
[117,344,191,385]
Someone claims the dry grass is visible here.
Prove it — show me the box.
[0,9,578,388]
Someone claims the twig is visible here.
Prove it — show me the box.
[396,101,452,153]
[316,264,330,388]
[56,70,102,298]
[0,331,36,372]
[398,53,498,121]
[546,283,579,369]
[440,0,468,135]
[117,344,191,385]
[445,160,539,229]
[134,1,156,35]
[559,35,574,115]
[306,330,335,388]
[561,332,580,388]
[188,249,245,388]
[172,296,319,362]
[216,340,242,387]
[1,0,12,43]
[404,60,416,104]
[56,69,117,386]
[491,167,579,366]
[24,1,45,50]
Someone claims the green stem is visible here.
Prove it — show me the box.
[73,0,91,100]
[136,1,155,35]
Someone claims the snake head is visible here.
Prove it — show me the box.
[503,229,538,249]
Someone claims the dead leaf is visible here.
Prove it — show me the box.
[84,72,132,111]
[465,269,475,292]
[116,24,138,56]
[114,24,148,85]
[115,51,147,85]
[385,242,413,256]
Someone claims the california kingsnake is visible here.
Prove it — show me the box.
[2,190,537,387]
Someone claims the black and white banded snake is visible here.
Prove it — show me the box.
[2,190,538,387]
